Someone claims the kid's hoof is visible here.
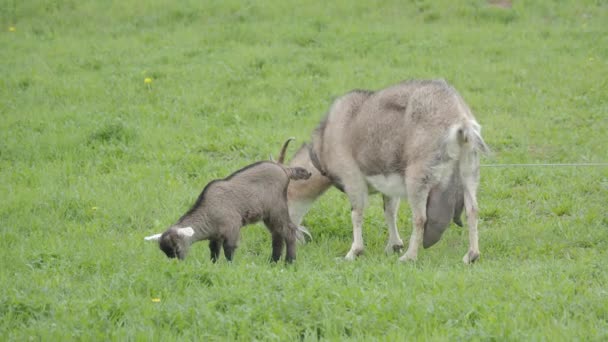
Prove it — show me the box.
[463,250,480,264]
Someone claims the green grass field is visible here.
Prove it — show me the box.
[2,0,607,340]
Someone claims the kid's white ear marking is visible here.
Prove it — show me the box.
[144,233,162,241]
[177,227,195,238]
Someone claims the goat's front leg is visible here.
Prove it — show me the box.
[209,239,223,263]
[222,229,239,262]
[223,241,237,262]
[270,231,284,263]
[383,195,404,254]
[345,209,365,260]
[345,188,368,260]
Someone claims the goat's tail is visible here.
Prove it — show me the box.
[442,119,489,182]
[277,137,295,164]
[285,167,312,181]
[452,120,489,156]
[448,119,489,187]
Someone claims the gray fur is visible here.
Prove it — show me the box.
[285,79,488,263]
[150,161,311,263]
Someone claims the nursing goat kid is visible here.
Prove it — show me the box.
[145,160,311,263]
[283,79,488,263]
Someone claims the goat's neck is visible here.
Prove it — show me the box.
[177,214,214,242]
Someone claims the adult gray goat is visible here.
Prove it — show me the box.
[281,79,488,263]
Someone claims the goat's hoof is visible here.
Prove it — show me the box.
[463,250,480,264]
[398,252,417,263]
[345,248,364,261]
[385,242,404,254]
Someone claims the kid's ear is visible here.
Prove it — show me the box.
[144,233,162,241]
[177,227,195,238]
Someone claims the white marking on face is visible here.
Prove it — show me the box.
[144,233,162,241]
[366,174,407,198]
[177,227,195,238]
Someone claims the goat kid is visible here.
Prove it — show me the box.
[283,79,488,263]
[144,159,311,263]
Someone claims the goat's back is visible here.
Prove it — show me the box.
[182,162,291,226]
[316,79,477,176]
[209,161,290,204]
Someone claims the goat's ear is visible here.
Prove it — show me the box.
[144,233,162,241]
[177,227,195,238]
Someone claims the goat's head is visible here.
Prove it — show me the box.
[145,226,194,260]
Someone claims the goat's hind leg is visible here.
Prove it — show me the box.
[284,223,297,264]
[399,174,430,262]
[383,195,404,254]
[461,176,481,264]
[459,150,482,264]
[265,215,297,263]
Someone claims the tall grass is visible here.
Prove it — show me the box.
[1,0,607,340]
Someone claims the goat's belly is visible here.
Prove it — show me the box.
[365,174,407,198]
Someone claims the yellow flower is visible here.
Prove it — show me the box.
[9,26,16,32]
[144,77,153,84]
[151,298,161,302]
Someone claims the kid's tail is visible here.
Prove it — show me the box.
[286,167,312,180]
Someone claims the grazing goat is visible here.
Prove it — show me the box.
[282,79,488,263]
[144,160,311,263]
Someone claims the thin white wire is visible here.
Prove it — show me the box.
[480,163,608,167]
